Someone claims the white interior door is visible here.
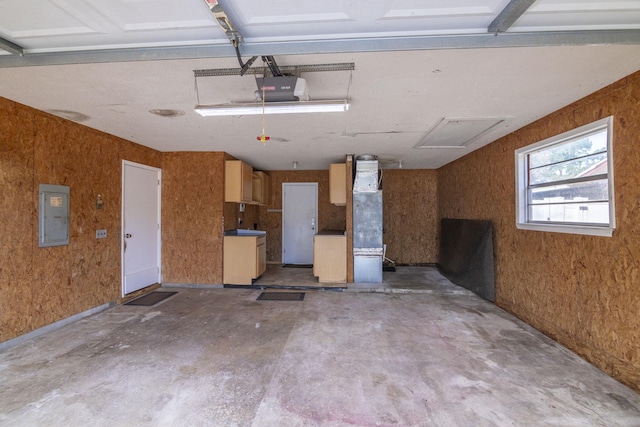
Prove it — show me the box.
[122,161,161,295]
[282,183,318,265]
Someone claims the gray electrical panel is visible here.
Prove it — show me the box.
[39,184,70,247]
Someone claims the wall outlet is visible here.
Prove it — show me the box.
[96,229,107,239]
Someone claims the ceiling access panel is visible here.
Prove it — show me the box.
[414,117,513,149]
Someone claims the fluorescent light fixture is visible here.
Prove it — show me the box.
[194,99,350,117]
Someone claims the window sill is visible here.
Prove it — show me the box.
[516,222,614,237]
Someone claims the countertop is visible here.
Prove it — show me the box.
[224,229,266,236]
[317,229,346,236]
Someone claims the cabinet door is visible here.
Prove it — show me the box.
[251,171,271,205]
[225,160,253,203]
[256,238,267,276]
[261,173,271,205]
[252,173,262,204]
[330,163,347,206]
[223,236,257,284]
[241,162,253,203]
[314,235,346,283]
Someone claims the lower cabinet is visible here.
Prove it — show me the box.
[223,235,267,285]
[313,235,347,283]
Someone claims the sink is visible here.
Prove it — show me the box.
[225,229,266,236]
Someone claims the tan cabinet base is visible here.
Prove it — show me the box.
[224,235,266,285]
[313,235,347,283]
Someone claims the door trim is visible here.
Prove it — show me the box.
[282,182,318,264]
[121,160,162,297]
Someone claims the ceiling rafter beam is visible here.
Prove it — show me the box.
[488,0,537,33]
[1,30,640,69]
[0,36,24,56]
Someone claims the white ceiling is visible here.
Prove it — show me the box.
[1,0,640,170]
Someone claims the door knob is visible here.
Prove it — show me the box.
[125,233,132,238]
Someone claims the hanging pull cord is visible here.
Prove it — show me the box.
[261,85,266,142]
[257,84,270,144]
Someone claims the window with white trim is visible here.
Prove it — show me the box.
[515,116,615,237]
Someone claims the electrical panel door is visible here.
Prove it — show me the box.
[39,184,70,247]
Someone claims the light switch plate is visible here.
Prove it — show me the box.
[96,229,107,239]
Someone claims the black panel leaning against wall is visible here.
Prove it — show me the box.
[438,218,495,302]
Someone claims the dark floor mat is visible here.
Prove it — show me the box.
[125,291,177,306]
[282,264,313,268]
[257,292,305,301]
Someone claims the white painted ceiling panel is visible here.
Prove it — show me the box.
[89,0,212,31]
[1,0,639,51]
[0,0,99,40]
[511,0,640,32]
[0,0,222,52]
[226,0,514,39]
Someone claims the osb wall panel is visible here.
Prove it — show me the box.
[1,97,161,343]
[162,152,225,284]
[0,100,35,341]
[258,170,346,263]
[383,169,438,264]
[32,115,161,332]
[437,71,640,392]
[240,203,260,230]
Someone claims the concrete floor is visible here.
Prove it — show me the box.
[1,267,639,426]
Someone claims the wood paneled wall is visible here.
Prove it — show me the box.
[0,97,161,343]
[382,169,438,264]
[162,152,226,285]
[437,71,640,392]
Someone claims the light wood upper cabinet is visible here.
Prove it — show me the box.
[225,160,253,203]
[252,171,271,205]
[330,163,347,206]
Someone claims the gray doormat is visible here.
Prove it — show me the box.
[257,292,305,301]
[125,291,177,306]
